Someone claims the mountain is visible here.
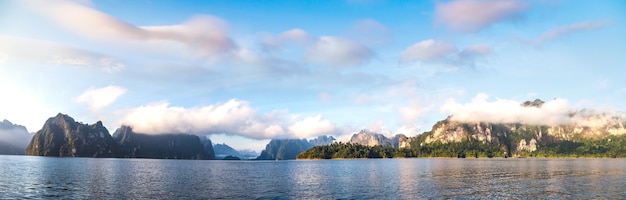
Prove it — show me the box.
[415,113,626,157]
[213,143,258,159]
[200,136,216,160]
[308,135,336,146]
[391,134,412,149]
[25,113,116,157]
[300,102,626,159]
[256,139,313,160]
[112,126,213,160]
[349,130,393,147]
[0,119,32,155]
[213,143,239,159]
[348,130,411,148]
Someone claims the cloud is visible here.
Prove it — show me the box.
[0,35,126,73]
[435,0,528,33]
[120,99,339,139]
[398,99,430,124]
[76,85,127,111]
[26,1,235,60]
[319,92,333,102]
[348,19,393,47]
[400,39,492,66]
[400,39,456,63]
[288,115,337,138]
[304,36,374,67]
[440,93,620,127]
[262,29,315,51]
[262,29,375,67]
[0,120,32,149]
[531,21,609,46]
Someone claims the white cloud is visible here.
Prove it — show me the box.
[348,19,393,47]
[532,21,608,45]
[120,99,338,139]
[441,93,573,125]
[0,35,126,73]
[262,29,314,51]
[26,1,235,60]
[440,93,621,127]
[319,92,333,102]
[400,39,491,66]
[398,99,429,124]
[435,0,528,33]
[76,85,127,111]
[304,36,374,67]
[288,115,336,138]
[400,39,456,63]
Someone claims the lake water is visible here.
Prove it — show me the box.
[1,155,625,199]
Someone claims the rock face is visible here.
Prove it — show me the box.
[0,120,32,155]
[348,130,413,148]
[112,126,213,160]
[349,130,393,147]
[213,143,240,159]
[25,113,116,157]
[417,115,626,156]
[392,134,412,149]
[308,135,336,146]
[256,139,313,160]
[201,137,216,160]
[213,143,258,160]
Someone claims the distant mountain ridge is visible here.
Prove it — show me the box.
[349,130,412,148]
[0,119,33,155]
[213,143,258,160]
[113,126,213,160]
[256,135,336,160]
[24,113,215,159]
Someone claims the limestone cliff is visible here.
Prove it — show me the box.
[417,115,626,156]
[349,130,412,148]
[256,139,313,160]
[25,113,116,157]
[349,130,393,147]
[112,126,213,160]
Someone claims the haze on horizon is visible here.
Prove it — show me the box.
[1,0,625,151]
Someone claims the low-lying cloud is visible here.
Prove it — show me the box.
[0,120,32,149]
[120,99,340,139]
[441,93,621,127]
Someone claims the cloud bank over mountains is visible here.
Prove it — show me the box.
[441,93,623,128]
[119,99,339,139]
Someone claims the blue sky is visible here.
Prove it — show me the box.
[1,0,625,151]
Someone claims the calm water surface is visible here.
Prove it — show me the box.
[1,155,625,199]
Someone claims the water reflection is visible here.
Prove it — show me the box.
[1,156,626,199]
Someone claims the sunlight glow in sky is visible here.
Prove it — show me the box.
[1,0,625,151]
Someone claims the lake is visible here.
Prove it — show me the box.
[1,155,625,199]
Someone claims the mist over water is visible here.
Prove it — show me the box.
[1,156,625,199]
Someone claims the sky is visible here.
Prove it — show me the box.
[1,0,625,152]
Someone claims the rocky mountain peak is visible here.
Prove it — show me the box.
[349,130,393,147]
[25,114,117,157]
